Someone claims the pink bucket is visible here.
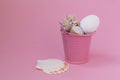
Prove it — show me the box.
[61,28,93,64]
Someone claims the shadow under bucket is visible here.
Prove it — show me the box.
[61,28,93,64]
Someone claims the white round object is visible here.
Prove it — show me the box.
[80,15,100,33]
[36,59,69,74]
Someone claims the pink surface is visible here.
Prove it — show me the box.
[0,0,120,80]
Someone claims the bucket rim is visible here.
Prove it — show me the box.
[60,27,95,37]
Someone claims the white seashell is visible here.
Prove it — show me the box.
[36,59,69,74]
[80,15,100,33]
[70,26,84,35]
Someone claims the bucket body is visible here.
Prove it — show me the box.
[61,28,92,64]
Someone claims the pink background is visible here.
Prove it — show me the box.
[0,0,120,80]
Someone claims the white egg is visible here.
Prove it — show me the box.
[80,15,100,33]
